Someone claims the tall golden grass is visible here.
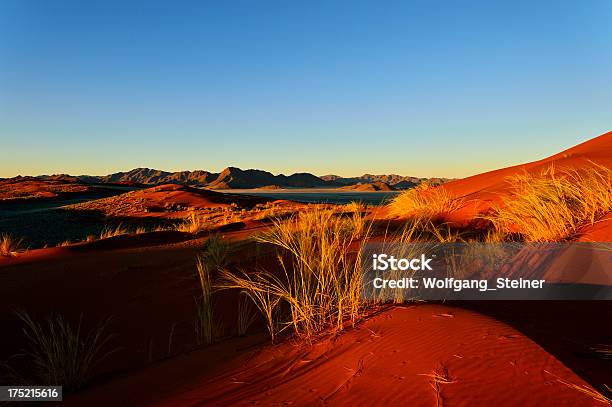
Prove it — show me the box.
[0,234,24,256]
[343,201,367,214]
[388,183,464,221]
[488,165,612,242]
[219,208,370,341]
[15,311,113,391]
[194,257,215,345]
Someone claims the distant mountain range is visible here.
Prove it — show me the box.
[10,167,451,190]
[321,174,449,189]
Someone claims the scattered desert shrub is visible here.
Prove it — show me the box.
[14,311,113,391]
[219,208,370,341]
[488,165,612,242]
[177,213,207,234]
[194,257,215,345]
[0,234,24,256]
[99,224,129,240]
[388,183,464,221]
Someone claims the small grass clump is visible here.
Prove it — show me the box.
[99,224,129,240]
[0,234,24,256]
[219,207,370,341]
[488,165,612,242]
[14,311,113,391]
[134,226,148,234]
[177,213,207,234]
[388,183,464,221]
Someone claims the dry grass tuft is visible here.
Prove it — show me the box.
[99,224,129,240]
[134,226,148,234]
[488,164,612,242]
[388,184,464,221]
[194,257,216,345]
[419,365,456,407]
[1,234,25,256]
[343,201,367,214]
[219,269,281,341]
[177,213,208,234]
[15,311,113,391]
[219,207,370,341]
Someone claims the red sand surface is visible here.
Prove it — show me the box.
[1,227,609,406]
[61,304,607,407]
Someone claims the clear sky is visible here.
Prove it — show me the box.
[1,0,611,178]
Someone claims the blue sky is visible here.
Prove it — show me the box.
[1,0,611,178]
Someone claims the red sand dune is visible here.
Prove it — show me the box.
[442,131,612,223]
[67,183,275,218]
[0,178,90,201]
[62,305,605,407]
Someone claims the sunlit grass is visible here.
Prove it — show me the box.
[487,164,612,242]
[219,207,370,341]
[99,224,129,240]
[1,234,25,256]
[220,269,281,341]
[388,183,464,221]
[177,213,208,234]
